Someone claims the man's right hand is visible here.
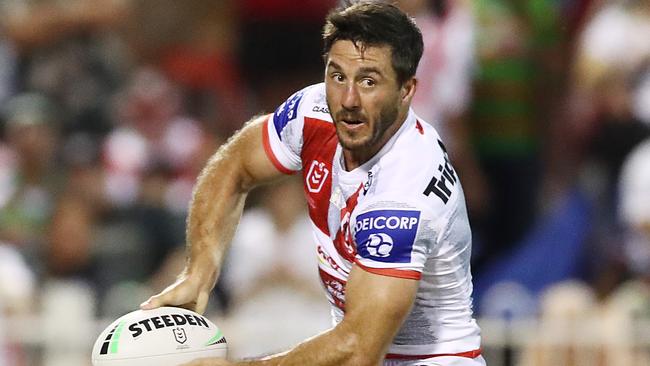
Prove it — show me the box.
[140,268,216,315]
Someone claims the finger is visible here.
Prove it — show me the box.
[174,300,198,312]
[141,289,179,310]
[139,293,163,310]
[194,291,210,315]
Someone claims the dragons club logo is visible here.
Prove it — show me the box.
[365,233,394,258]
[306,160,329,193]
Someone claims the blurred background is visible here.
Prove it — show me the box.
[0,0,649,365]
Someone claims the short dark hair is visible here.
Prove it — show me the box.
[322,1,424,85]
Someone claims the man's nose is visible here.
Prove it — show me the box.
[342,84,361,110]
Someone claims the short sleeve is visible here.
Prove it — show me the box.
[263,88,311,173]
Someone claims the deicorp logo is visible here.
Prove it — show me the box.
[365,233,393,257]
[354,210,420,263]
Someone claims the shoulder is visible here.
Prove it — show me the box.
[272,83,332,131]
[370,120,461,217]
[266,84,335,172]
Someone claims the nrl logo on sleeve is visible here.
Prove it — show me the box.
[354,210,420,263]
[306,160,330,193]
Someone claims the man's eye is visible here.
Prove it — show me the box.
[361,78,375,87]
[332,73,344,82]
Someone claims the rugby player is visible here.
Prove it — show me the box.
[142,2,484,365]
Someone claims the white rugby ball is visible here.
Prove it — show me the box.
[92,307,227,366]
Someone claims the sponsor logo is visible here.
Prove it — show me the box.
[306,160,330,193]
[319,269,347,310]
[312,105,330,114]
[173,328,187,344]
[365,233,394,258]
[354,215,419,232]
[354,210,420,263]
[362,171,374,195]
[273,91,304,136]
[128,313,209,338]
[318,245,342,271]
[423,139,457,204]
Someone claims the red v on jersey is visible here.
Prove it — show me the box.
[332,184,363,262]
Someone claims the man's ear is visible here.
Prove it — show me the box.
[401,77,417,104]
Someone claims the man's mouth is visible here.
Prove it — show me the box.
[338,116,366,128]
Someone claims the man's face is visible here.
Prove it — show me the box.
[325,40,409,158]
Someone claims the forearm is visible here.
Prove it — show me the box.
[184,115,281,283]
[140,116,283,313]
[185,267,417,366]
[237,323,370,366]
[185,141,250,282]
[230,268,417,366]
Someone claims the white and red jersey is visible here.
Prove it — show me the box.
[263,83,481,358]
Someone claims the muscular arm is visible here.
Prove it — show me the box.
[142,114,287,313]
[187,266,419,366]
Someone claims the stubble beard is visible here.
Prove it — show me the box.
[333,101,400,154]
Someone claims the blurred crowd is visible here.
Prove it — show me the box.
[0,0,649,365]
